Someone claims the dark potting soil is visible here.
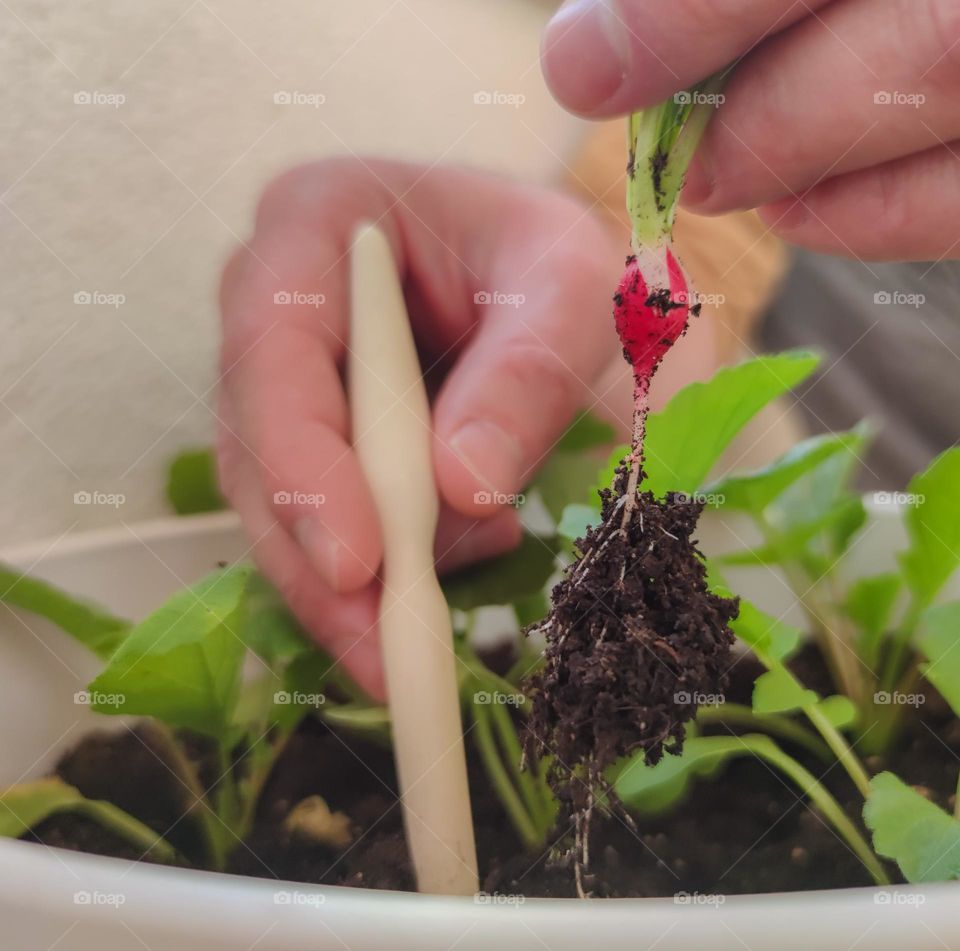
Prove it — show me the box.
[24,646,958,898]
[525,476,739,828]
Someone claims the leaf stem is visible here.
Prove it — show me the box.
[471,702,541,850]
[626,76,725,247]
[488,702,554,835]
[145,723,224,870]
[880,598,924,691]
[697,703,831,761]
[756,513,865,703]
[741,735,888,885]
[803,703,873,799]
[74,800,178,863]
[867,663,922,755]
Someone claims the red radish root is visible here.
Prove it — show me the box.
[613,244,698,523]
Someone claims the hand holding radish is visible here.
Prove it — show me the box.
[542,0,960,260]
[217,159,620,698]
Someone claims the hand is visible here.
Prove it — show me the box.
[218,158,621,698]
[542,0,960,260]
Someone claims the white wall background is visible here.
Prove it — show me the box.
[0,0,580,544]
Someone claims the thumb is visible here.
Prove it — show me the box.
[433,225,620,515]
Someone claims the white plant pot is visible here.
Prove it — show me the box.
[0,509,956,950]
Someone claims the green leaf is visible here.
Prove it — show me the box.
[0,778,95,838]
[239,573,308,663]
[717,494,864,572]
[88,565,252,738]
[844,573,902,669]
[528,413,614,521]
[918,601,960,718]
[752,668,818,715]
[275,649,337,729]
[321,702,391,744]
[765,446,866,571]
[815,694,859,729]
[442,533,558,612]
[556,504,597,543]
[554,412,616,452]
[513,591,549,628]
[614,734,746,815]
[900,448,960,605]
[643,351,821,498]
[534,456,603,523]
[166,448,225,516]
[0,563,129,659]
[730,597,802,665]
[705,426,869,514]
[0,778,176,861]
[865,772,960,883]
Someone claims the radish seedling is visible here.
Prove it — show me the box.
[5,353,960,893]
[524,83,742,894]
[0,559,558,871]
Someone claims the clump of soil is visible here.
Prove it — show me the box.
[524,464,739,874]
[26,647,960,897]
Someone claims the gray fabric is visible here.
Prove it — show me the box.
[760,252,960,491]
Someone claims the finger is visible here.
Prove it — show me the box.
[220,434,385,700]
[220,260,383,594]
[757,141,960,261]
[220,160,529,591]
[540,0,826,116]
[682,0,960,213]
[434,506,522,575]
[433,217,621,515]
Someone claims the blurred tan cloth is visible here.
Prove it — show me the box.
[569,121,805,468]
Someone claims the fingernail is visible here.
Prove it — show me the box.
[294,518,343,589]
[542,0,629,114]
[450,420,524,502]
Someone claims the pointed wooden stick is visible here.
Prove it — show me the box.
[348,223,478,896]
